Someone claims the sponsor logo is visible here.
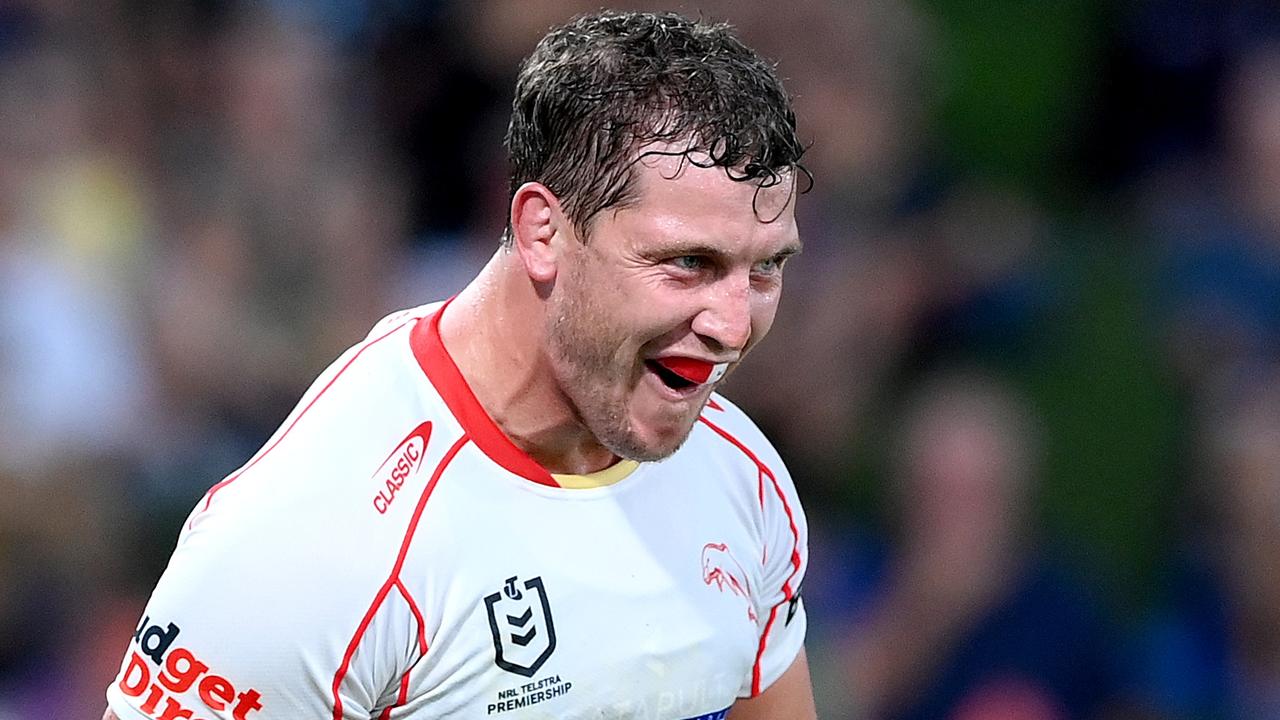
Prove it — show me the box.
[117,617,264,719]
[484,575,557,677]
[701,542,756,622]
[786,594,801,626]
[371,421,432,514]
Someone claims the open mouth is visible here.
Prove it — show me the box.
[646,360,698,392]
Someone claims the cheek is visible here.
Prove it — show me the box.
[748,291,783,343]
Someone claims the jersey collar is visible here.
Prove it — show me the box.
[553,460,640,489]
[410,302,561,487]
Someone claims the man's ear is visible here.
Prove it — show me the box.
[510,182,568,283]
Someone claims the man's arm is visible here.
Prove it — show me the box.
[728,649,817,720]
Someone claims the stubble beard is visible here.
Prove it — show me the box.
[547,272,694,463]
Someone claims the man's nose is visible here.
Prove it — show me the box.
[691,275,752,352]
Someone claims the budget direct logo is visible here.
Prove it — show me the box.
[117,616,264,719]
[372,421,432,514]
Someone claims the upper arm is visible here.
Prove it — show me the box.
[729,649,817,720]
[103,516,404,718]
[702,399,812,700]
[745,441,810,696]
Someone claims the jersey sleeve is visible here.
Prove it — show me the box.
[105,344,428,718]
[106,305,441,719]
[105,500,424,720]
[704,395,810,699]
[104,545,327,720]
[746,448,809,697]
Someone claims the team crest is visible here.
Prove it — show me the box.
[701,542,757,622]
[485,576,557,677]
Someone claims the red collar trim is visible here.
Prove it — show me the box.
[410,303,559,487]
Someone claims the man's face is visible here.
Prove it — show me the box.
[545,152,801,461]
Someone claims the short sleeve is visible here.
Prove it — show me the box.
[744,451,809,697]
[103,551,317,719]
[105,307,434,719]
[104,493,412,719]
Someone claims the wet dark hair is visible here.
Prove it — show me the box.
[503,10,809,244]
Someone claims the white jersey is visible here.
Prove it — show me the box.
[107,302,808,720]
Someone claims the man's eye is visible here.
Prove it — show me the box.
[671,255,705,271]
[754,256,783,275]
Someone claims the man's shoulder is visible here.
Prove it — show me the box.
[691,393,788,473]
[178,303,456,542]
[698,393,772,443]
[296,302,443,411]
[217,302,451,480]
[363,302,444,340]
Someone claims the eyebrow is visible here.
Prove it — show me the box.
[775,243,803,259]
[647,241,803,262]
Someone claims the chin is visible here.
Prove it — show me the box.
[606,437,685,463]
[598,416,696,463]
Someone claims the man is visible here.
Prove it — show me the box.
[106,10,814,719]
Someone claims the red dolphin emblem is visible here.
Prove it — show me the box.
[702,542,757,622]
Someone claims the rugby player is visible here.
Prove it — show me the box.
[106,10,814,719]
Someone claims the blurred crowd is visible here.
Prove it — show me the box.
[2,0,1280,717]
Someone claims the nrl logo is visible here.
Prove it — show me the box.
[484,575,557,677]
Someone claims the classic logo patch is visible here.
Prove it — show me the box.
[485,576,557,677]
[371,421,432,514]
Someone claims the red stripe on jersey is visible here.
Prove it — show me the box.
[387,673,410,720]
[189,319,417,529]
[397,577,429,656]
[751,603,781,696]
[758,467,766,514]
[332,434,469,720]
[410,304,559,487]
[377,578,430,718]
[699,415,803,695]
[697,415,803,600]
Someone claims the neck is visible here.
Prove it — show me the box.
[438,248,618,474]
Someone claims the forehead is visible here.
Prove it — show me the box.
[610,149,800,251]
